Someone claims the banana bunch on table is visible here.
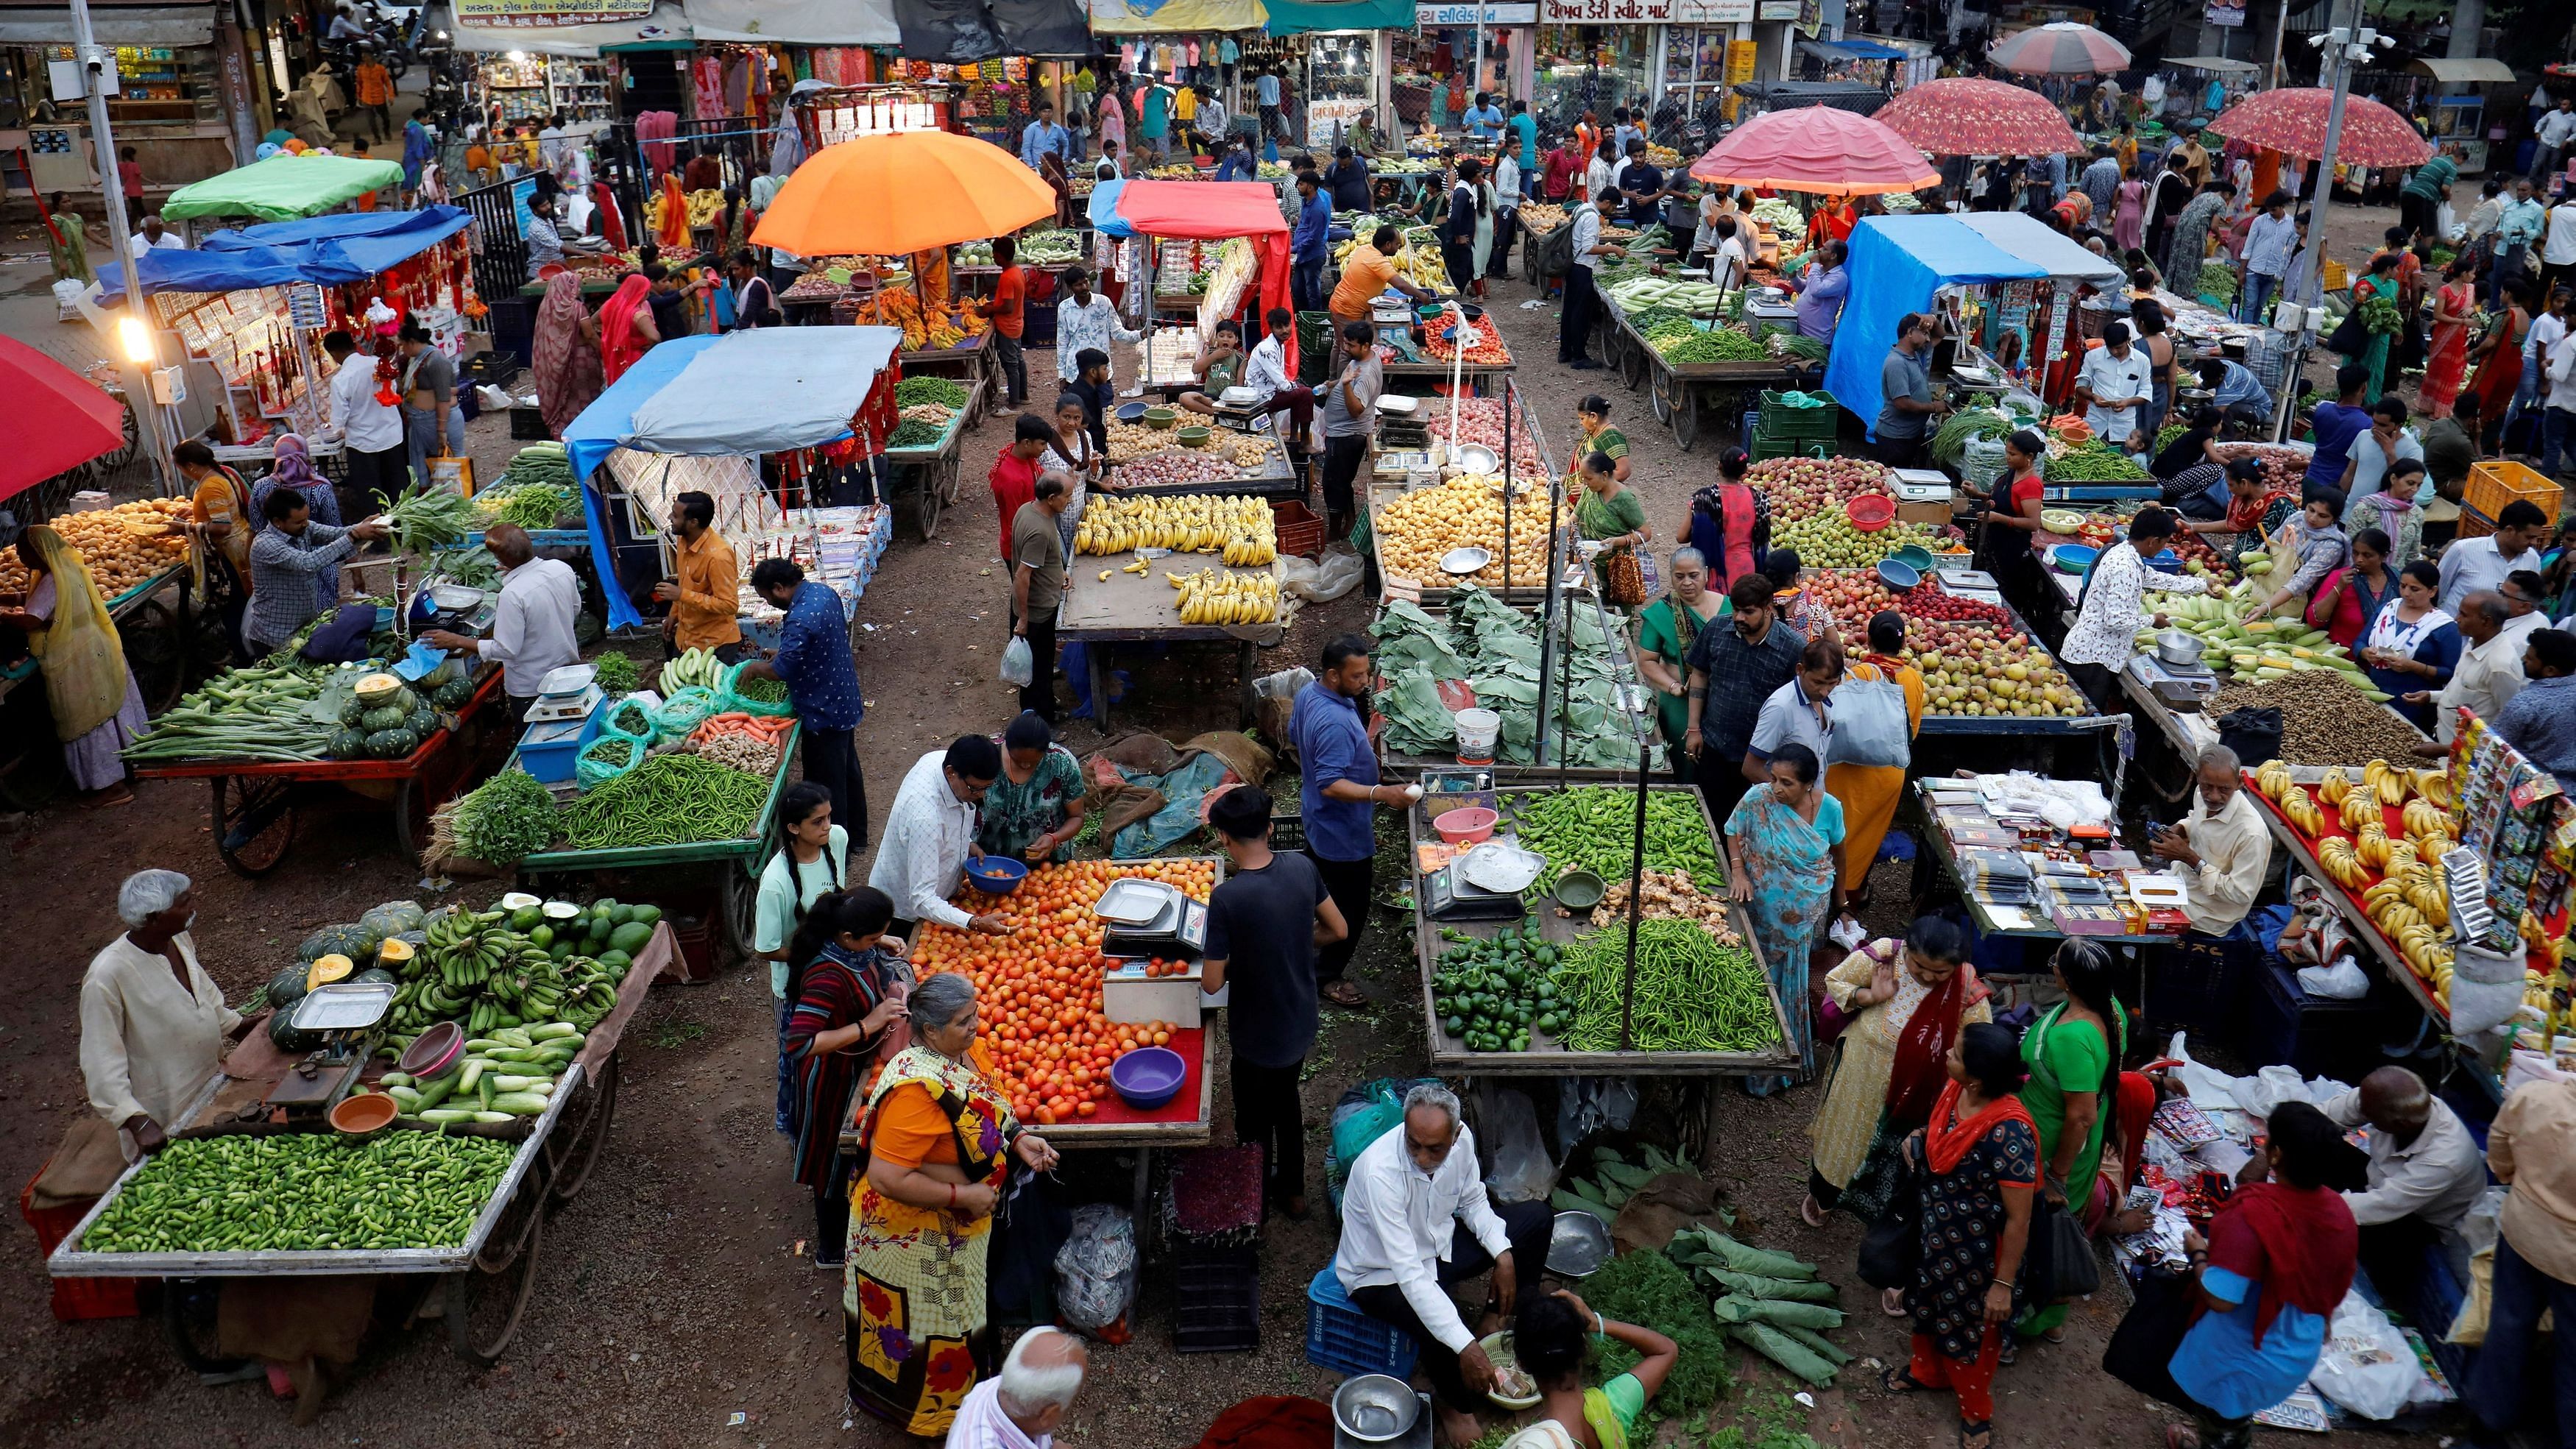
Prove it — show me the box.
[1076,494,1276,559]
[1168,567,1279,626]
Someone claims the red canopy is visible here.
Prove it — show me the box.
[0,337,127,502]
[1113,180,1294,371]
[1689,107,1939,196]
[1875,77,2085,159]
[2206,88,2433,169]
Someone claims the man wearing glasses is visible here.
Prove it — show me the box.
[1683,573,1810,823]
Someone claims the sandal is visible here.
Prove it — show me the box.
[1960,1421,1994,1449]
[1320,980,1368,1008]
[1995,1337,2017,1369]
[1800,1194,1827,1229]
[2164,1426,2202,1449]
[2042,1326,2068,1345]
[1880,1287,1907,1317]
[1881,1366,1930,1395]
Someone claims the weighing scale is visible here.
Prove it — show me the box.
[1094,878,1208,960]
[406,583,496,637]
[262,979,399,1116]
[526,661,605,726]
[1743,288,1799,333]
[1422,862,1526,921]
[1889,468,1953,506]
[2130,653,2218,711]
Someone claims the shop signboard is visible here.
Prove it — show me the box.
[454,0,654,26]
[1755,0,1800,16]
[2204,0,2245,25]
[1418,2,1540,21]
[1538,0,1749,17]
[1309,96,1377,146]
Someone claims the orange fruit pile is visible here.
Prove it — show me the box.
[911,858,1219,1126]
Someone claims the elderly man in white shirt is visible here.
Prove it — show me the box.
[1242,305,1317,452]
[868,737,1015,936]
[944,1328,1086,1449]
[418,522,581,713]
[2314,1068,2488,1317]
[1334,1081,1555,1446]
[2148,745,2272,938]
[2425,590,2528,745]
[81,870,238,1160]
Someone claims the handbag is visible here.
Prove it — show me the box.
[1602,542,1646,608]
[1825,673,1912,768]
[2325,302,2371,358]
[2100,1269,2202,1409]
[2023,1194,2103,1303]
[1856,1138,1925,1290]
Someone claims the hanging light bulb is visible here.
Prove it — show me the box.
[117,313,154,364]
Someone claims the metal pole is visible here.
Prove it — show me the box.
[69,0,177,497]
[1501,380,1515,597]
[1617,740,1648,1052]
[2268,0,2292,93]
[2273,0,2359,441]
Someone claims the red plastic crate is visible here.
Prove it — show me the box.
[1273,499,1326,559]
[20,1172,140,1322]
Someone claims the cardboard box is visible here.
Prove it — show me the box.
[1897,497,1955,527]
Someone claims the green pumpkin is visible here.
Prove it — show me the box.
[434,677,475,710]
[365,727,420,759]
[327,728,369,759]
[361,704,408,734]
[266,963,314,1010]
[340,698,371,728]
[268,1007,320,1056]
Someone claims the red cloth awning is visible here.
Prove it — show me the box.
[1111,180,1292,238]
[0,337,127,502]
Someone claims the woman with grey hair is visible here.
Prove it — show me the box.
[846,966,1060,1435]
[1632,543,1726,782]
[81,869,238,1158]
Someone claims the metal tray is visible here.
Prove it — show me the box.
[1095,877,1182,924]
[289,980,399,1032]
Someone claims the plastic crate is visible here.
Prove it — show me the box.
[1173,1245,1261,1353]
[2232,961,2386,1084]
[1273,499,1326,559]
[2150,932,2257,1033]
[1750,434,1830,462]
[1306,1267,1419,1378]
[2460,509,2495,539]
[20,1175,139,1322]
[2463,460,2561,525]
[509,405,553,441]
[1758,389,1838,441]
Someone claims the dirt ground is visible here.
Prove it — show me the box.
[0,209,2432,1449]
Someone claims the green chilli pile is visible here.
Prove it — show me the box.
[79,1133,516,1254]
[1512,787,1724,889]
[561,753,770,849]
[1552,918,1780,1053]
[895,375,969,410]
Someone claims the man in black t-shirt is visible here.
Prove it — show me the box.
[1615,138,1669,228]
[1201,786,1346,1219]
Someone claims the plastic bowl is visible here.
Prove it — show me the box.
[1554,868,1606,910]
[330,1091,401,1139]
[1478,1332,1543,1409]
[1844,494,1897,532]
[397,1021,466,1080]
[1110,1046,1186,1110]
[1142,406,1179,430]
[1432,806,1498,845]
[1892,543,1936,572]
[1175,425,1213,448]
[2042,508,2087,535]
[965,856,1030,894]
[2050,544,2100,575]
[1877,558,1922,590]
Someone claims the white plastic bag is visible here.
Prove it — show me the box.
[2296,957,2370,1000]
[2447,940,2527,1037]
[1052,1203,1138,1335]
[2307,1289,2426,1420]
[1282,542,1364,602]
[1479,1088,1556,1205]
[999,634,1035,689]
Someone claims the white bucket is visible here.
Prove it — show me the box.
[1454,707,1501,765]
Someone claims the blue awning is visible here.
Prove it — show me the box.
[96,207,475,301]
[1088,177,1135,238]
[1824,216,2046,441]
[1800,38,1908,61]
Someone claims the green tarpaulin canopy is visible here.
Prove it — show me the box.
[163,155,405,223]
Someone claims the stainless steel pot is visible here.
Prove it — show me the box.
[2155,628,2206,667]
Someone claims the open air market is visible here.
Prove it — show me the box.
[13,0,2576,1445]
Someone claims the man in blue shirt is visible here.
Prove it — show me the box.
[2306,364,2376,492]
[1508,100,1538,195]
[2494,629,2576,793]
[1256,65,1284,150]
[1292,170,1333,313]
[740,557,868,843]
[1462,92,1504,142]
[1214,132,1261,183]
[2198,356,2274,431]
[1287,634,1417,1008]
[1020,100,1068,174]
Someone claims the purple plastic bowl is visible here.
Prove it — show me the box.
[1109,1046,1186,1110]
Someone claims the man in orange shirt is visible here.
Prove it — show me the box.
[1328,224,1434,333]
[988,234,1028,408]
[353,47,392,143]
[654,490,745,660]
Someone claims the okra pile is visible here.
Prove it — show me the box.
[80,1132,514,1254]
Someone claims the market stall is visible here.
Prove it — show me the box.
[1905,772,2191,979]
[881,373,985,541]
[160,153,405,226]
[1055,492,1288,731]
[1364,386,1566,606]
[46,908,673,1370]
[1595,280,1816,452]
[1370,580,1662,779]
[1105,179,1295,380]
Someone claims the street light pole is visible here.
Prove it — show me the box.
[68,0,177,497]
[2269,0,2369,443]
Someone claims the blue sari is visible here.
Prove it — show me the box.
[1727,782,1843,1093]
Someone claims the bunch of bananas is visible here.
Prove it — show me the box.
[394,910,623,1037]
[2253,759,2295,804]
[2360,758,2414,807]
[2318,765,2354,807]
[2280,782,2325,837]
[2339,786,2381,834]
[1076,494,1276,559]
[1170,567,1279,626]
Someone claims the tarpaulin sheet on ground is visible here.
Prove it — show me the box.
[96,207,475,302]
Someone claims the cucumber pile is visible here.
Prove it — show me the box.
[1430,919,1564,1052]
[378,1021,588,1122]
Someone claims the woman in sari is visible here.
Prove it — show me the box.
[2106,1102,2358,1449]
[1726,743,1848,1094]
[1575,450,1651,603]
[1886,1023,2037,1449]
[2182,458,2296,563]
[597,272,658,385]
[1571,394,1630,483]
[533,272,606,438]
[2418,255,2477,418]
[1680,447,1768,592]
[850,971,1059,1436]
[978,711,1086,863]
[2014,938,2127,1346]
[1632,547,1725,782]
[783,888,907,1268]
[1803,915,1992,1257]
[43,193,90,285]
[1826,610,1924,900]
[1496,1289,1677,1449]
[2466,277,2532,451]
[2307,527,2396,651]
[2345,251,2401,404]
[0,519,144,806]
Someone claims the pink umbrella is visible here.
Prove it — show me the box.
[2205,88,2433,168]
[1689,107,1938,196]
[1989,22,2131,77]
[1875,77,2087,158]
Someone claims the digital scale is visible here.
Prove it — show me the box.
[526,661,604,726]
[406,582,497,638]
[2130,653,2218,711]
[1094,878,1208,960]
[261,979,399,1116]
[1743,288,1799,333]
[1421,863,1527,921]
[1889,468,1953,505]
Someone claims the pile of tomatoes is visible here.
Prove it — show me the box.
[910,858,1218,1127]
[1423,313,1510,365]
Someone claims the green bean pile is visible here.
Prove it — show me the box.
[1551,918,1780,1053]
[561,752,771,849]
[1512,788,1724,890]
[81,1132,516,1254]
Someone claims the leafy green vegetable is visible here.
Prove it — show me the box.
[590,651,641,696]
[1581,1245,1733,1417]
[2195,261,2239,302]
[888,418,946,448]
[372,481,480,556]
[449,768,560,865]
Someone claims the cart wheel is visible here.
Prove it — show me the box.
[1621,343,1648,392]
[1649,381,1674,428]
[722,865,760,954]
[446,1194,544,1367]
[1673,390,1702,453]
[938,455,963,506]
[163,1278,248,1375]
[543,1053,619,1205]
[211,776,296,879]
[391,777,434,863]
[916,470,945,541]
[121,592,190,713]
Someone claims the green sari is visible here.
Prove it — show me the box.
[1632,592,1720,778]
[2014,1000,2123,1336]
[48,211,91,285]
[1577,483,1648,595]
[977,743,1086,861]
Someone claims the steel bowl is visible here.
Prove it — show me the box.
[1440,546,1492,575]
[2155,628,2206,667]
[1546,1209,1614,1278]
[1452,443,1499,475]
[1332,1375,1422,1443]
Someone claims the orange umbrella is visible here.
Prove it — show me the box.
[749,130,1059,258]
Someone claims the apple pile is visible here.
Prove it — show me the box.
[1911,631,2090,718]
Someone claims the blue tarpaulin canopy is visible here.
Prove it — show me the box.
[562,327,904,628]
[96,206,475,302]
[1087,177,1135,238]
[1824,216,2046,440]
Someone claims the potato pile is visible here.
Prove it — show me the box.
[0,498,191,599]
[1375,473,1570,587]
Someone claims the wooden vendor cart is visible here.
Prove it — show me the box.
[1054,539,1284,733]
[132,667,509,879]
[46,923,676,1371]
[882,378,984,541]
[1599,294,1814,451]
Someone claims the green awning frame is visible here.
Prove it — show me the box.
[162,155,406,222]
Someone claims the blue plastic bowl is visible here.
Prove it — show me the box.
[1110,1046,1186,1110]
[1876,558,1922,589]
[963,856,1029,894]
[2051,544,2100,575]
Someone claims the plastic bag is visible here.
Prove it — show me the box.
[1254,667,1314,748]
[1326,1077,1438,1215]
[1826,673,1912,768]
[2447,940,2527,1037]
[1557,1077,1639,1151]
[2296,957,2370,999]
[575,731,645,790]
[1000,634,1036,690]
[651,685,721,742]
[1479,1088,1555,1205]
[1282,542,1364,602]
[718,659,797,718]
[1052,1203,1138,1335]
[2307,1289,2426,1420]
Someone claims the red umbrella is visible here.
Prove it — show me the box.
[1876,77,2085,158]
[1690,107,1938,197]
[1989,22,2131,77]
[2205,88,2433,169]
[0,337,127,503]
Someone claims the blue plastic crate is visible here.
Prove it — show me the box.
[1305,1268,1418,1379]
[514,695,608,785]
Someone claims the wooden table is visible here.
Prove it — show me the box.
[1053,542,1283,731]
